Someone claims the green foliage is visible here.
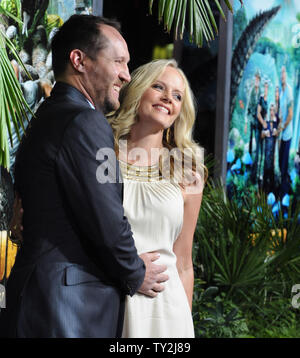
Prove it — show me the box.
[149,0,242,47]
[195,181,269,296]
[228,173,256,204]
[0,5,32,169]
[0,0,21,20]
[193,180,300,337]
[244,298,300,338]
[0,0,22,49]
[193,284,251,338]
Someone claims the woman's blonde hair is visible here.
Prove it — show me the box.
[108,59,207,184]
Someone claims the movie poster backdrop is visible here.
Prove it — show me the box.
[227,0,300,217]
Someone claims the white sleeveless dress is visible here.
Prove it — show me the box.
[119,161,195,338]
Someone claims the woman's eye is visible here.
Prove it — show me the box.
[152,83,163,90]
[174,94,182,101]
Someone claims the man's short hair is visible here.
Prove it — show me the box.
[51,14,121,78]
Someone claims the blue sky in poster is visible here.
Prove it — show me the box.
[48,0,76,21]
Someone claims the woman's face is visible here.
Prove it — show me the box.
[137,66,185,131]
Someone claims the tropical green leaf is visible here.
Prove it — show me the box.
[223,0,233,13]
[164,0,177,32]
[194,0,206,46]
[177,0,187,39]
[158,0,167,22]
[149,0,241,47]
[202,286,219,299]
[188,0,194,40]
[0,4,33,169]
[203,0,218,35]
[4,33,31,80]
[213,0,226,20]
[174,0,184,39]
[0,2,22,25]
[194,179,300,304]
[149,0,154,14]
[196,0,214,40]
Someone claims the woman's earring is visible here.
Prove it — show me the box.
[166,127,171,143]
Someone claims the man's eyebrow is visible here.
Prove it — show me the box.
[115,56,129,62]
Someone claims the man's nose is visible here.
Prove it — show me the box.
[120,66,131,83]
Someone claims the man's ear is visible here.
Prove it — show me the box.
[69,49,86,73]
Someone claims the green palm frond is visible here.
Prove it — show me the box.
[149,0,241,47]
[0,0,22,25]
[0,5,32,170]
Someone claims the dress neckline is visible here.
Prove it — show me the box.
[119,160,162,182]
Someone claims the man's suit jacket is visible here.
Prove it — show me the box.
[0,82,145,338]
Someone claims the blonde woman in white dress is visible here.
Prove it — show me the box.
[109,59,206,338]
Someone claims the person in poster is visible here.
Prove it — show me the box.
[244,70,261,183]
[252,80,269,184]
[279,65,294,197]
[228,0,300,209]
[262,103,280,194]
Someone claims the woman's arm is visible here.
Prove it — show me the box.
[173,181,203,310]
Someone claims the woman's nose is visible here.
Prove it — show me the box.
[161,91,172,103]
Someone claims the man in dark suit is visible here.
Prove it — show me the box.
[0,15,168,338]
